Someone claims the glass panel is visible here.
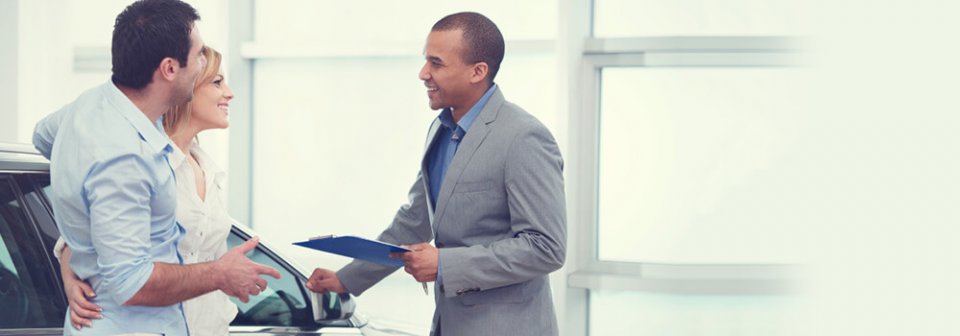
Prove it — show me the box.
[22,175,59,248]
[227,232,312,327]
[590,289,798,336]
[255,0,557,43]
[593,0,813,37]
[0,176,66,328]
[598,67,813,264]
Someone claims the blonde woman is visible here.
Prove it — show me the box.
[60,46,240,334]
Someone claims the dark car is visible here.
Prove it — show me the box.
[0,143,395,335]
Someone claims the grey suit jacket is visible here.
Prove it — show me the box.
[338,87,567,336]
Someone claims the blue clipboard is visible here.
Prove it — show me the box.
[293,235,409,267]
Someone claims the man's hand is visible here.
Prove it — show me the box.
[305,268,347,294]
[397,242,438,282]
[214,237,282,303]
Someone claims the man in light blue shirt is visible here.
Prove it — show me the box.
[33,1,279,335]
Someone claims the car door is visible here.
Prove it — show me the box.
[226,226,363,335]
[0,173,66,335]
[0,149,366,335]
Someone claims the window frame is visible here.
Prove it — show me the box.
[569,35,804,293]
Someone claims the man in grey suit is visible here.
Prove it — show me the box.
[306,12,566,336]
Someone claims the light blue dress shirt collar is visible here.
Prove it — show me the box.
[103,81,174,156]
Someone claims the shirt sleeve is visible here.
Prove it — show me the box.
[33,109,66,159]
[83,154,158,305]
[53,237,66,260]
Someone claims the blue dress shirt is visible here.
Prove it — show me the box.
[34,81,189,335]
[425,84,497,286]
[426,84,498,207]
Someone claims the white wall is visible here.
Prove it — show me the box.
[0,0,17,142]
[8,0,231,168]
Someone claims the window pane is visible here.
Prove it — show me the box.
[0,176,65,328]
[598,67,812,264]
[590,289,798,336]
[22,176,59,249]
[594,0,812,37]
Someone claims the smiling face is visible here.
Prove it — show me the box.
[163,47,232,137]
[189,71,233,131]
[418,29,478,112]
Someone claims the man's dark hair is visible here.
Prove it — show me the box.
[111,0,200,89]
[432,12,505,84]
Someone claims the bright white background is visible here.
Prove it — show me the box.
[3,1,960,335]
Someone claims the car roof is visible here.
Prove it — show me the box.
[0,142,49,172]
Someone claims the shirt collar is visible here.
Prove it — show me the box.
[438,83,498,133]
[168,140,227,183]
[103,80,174,156]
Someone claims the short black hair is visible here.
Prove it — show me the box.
[432,12,505,84]
[111,0,200,89]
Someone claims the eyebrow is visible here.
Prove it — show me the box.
[427,55,443,64]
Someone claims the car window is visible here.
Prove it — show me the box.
[227,232,314,327]
[23,175,59,248]
[0,175,66,328]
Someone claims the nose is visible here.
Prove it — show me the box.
[418,62,430,81]
[223,82,235,100]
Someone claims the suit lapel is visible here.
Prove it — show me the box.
[421,118,443,220]
[432,88,506,233]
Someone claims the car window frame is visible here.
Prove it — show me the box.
[227,226,358,331]
[0,173,69,331]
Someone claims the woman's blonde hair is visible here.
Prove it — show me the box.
[163,46,222,137]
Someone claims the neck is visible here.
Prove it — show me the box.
[117,84,174,123]
[451,85,491,123]
[168,126,200,154]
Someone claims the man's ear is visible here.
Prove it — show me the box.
[157,57,179,82]
[470,62,489,84]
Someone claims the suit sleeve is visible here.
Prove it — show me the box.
[337,171,433,296]
[440,125,567,297]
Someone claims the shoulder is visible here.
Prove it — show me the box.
[494,100,556,143]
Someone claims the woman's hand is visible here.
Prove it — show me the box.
[60,246,102,329]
